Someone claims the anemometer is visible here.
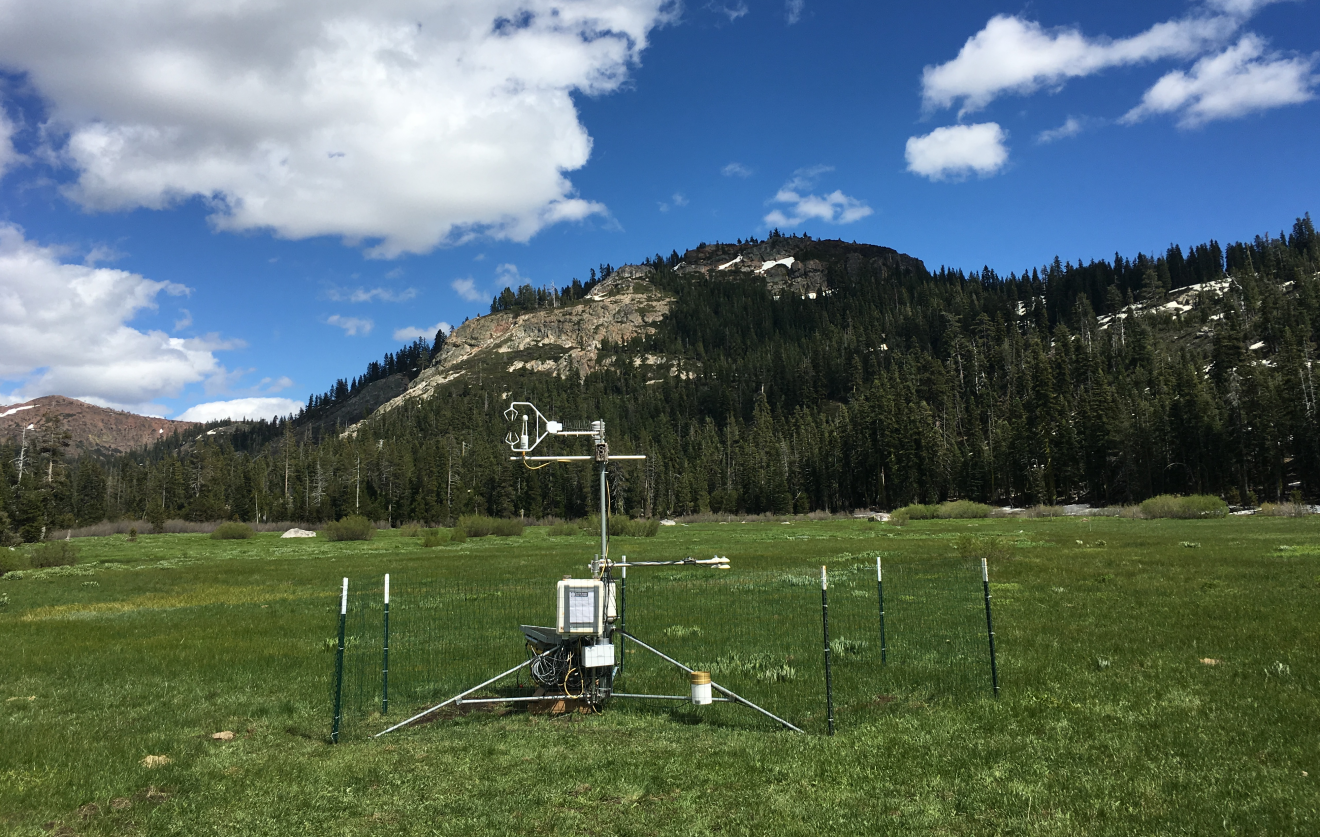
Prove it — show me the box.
[375,401,801,737]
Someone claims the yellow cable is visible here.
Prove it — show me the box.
[563,666,583,698]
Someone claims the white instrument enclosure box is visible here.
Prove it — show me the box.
[556,579,606,636]
[582,643,615,668]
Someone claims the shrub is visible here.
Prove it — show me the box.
[955,534,1015,563]
[0,551,31,577]
[456,515,523,538]
[147,504,167,534]
[31,540,79,569]
[891,501,991,522]
[1259,502,1309,518]
[399,523,422,537]
[1140,494,1228,519]
[449,526,467,544]
[938,500,992,519]
[893,503,938,520]
[421,529,448,547]
[210,522,254,540]
[584,515,661,537]
[547,522,580,537]
[617,514,660,533]
[613,516,660,537]
[1027,505,1066,518]
[127,527,138,543]
[324,515,376,542]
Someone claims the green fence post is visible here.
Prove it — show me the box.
[981,558,1000,697]
[821,565,834,736]
[382,573,390,715]
[332,577,348,743]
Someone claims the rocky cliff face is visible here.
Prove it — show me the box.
[355,269,673,429]
[0,395,199,457]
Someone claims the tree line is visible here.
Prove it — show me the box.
[1,216,1316,539]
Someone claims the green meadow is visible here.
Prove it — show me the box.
[2,516,1319,835]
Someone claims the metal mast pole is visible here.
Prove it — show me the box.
[600,465,608,560]
[595,419,609,562]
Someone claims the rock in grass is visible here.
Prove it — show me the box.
[280,528,317,538]
[140,755,171,768]
[211,730,235,741]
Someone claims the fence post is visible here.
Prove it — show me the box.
[382,573,390,716]
[821,565,834,736]
[981,558,1000,697]
[332,577,348,743]
[618,558,627,680]
[876,556,887,665]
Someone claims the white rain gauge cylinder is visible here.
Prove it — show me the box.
[690,671,712,705]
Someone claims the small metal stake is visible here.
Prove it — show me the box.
[982,558,1000,697]
[876,556,887,665]
[821,566,834,736]
[332,577,348,743]
[382,573,390,715]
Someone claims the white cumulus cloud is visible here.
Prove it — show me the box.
[0,109,21,176]
[495,263,529,287]
[1206,0,1288,16]
[721,161,752,177]
[922,13,1239,115]
[905,123,1009,181]
[709,2,748,22]
[1123,35,1316,127]
[763,166,871,227]
[326,314,373,336]
[786,0,804,25]
[177,397,304,423]
[451,277,484,301]
[658,192,687,212]
[1036,116,1087,144]
[0,0,675,257]
[0,223,235,411]
[393,321,453,342]
[258,376,296,393]
[326,286,418,303]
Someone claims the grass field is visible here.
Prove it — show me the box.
[2,516,1319,835]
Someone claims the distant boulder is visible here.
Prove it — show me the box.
[281,528,317,538]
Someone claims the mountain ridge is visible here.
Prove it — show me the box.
[0,396,200,458]
[346,235,928,432]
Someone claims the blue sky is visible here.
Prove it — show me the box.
[0,0,1316,420]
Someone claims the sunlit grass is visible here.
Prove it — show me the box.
[1,516,1318,834]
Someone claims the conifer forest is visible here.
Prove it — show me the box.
[3,217,1318,538]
